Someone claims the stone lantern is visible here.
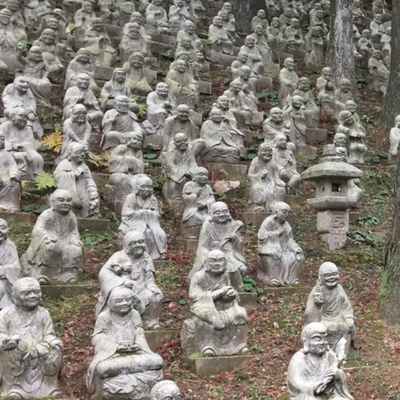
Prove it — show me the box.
[300,145,363,250]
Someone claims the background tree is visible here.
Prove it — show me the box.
[231,0,266,33]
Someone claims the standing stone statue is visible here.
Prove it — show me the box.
[279,58,299,106]
[123,52,152,94]
[100,68,132,111]
[181,167,215,238]
[305,262,356,362]
[287,322,355,400]
[263,107,291,144]
[121,22,152,62]
[317,67,334,100]
[208,15,234,55]
[54,143,100,218]
[282,95,307,147]
[292,76,319,128]
[150,380,181,400]
[119,175,167,260]
[368,49,389,95]
[0,8,18,63]
[182,250,248,357]
[86,287,164,400]
[257,202,304,286]
[334,79,353,122]
[389,115,400,162]
[97,231,164,329]
[0,277,63,400]
[304,26,325,71]
[0,219,21,309]
[21,189,84,284]
[239,35,264,76]
[247,142,286,212]
[223,79,253,127]
[189,202,247,289]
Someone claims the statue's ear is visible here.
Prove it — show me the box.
[302,341,309,354]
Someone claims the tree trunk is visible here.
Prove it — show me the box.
[379,0,400,132]
[379,151,400,324]
[327,0,355,88]
[231,0,266,34]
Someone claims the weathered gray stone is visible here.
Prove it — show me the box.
[207,163,248,181]
[145,330,178,352]
[306,128,328,144]
[0,211,33,224]
[199,80,212,95]
[294,144,318,159]
[77,218,110,231]
[242,211,297,227]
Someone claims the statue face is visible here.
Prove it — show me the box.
[231,82,241,93]
[346,103,356,113]
[206,252,227,275]
[176,60,187,73]
[307,330,328,356]
[115,97,130,113]
[238,53,248,63]
[0,135,5,150]
[185,24,195,34]
[240,69,251,80]
[258,10,266,19]
[53,192,73,215]
[322,69,332,80]
[343,113,354,125]
[220,11,229,21]
[131,55,143,68]
[276,135,287,149]
[374,52,382,60]
[7,1,19,11]
[182,39,191,49]
[320,264,339,288]
[114,69,126,82]
[299,81,310,91]
[156,84,169,97]
[177,107,189,121]
[73,108,87,124]
[174,135,189,151]
[210,111,222,123]
[14,111,28,129]
[131,14,141,24]
[128,27,140,39]
[375,15,382,23]
[363,30,371,38]
[272,19,279,28]
[334,135,347,147]
[127,136,142,150]
[15,281,42,311]
[212,204,230,224]
[270,109,283,123]
[126,235,146,258]
[193,170,208,185]
[42,30,55,44]
[285,60,294,70]
[109,291,133,315]
[77,52,90,63]
[341,83,351,93]
[217,97,229,110]
[274,205,289,223]
[70,147,86,164]
[245,37,255,48]
[83,2,93,12]
[0,221,8,243]
[214,17,222,27]
[77,75,90,89]
[293,97,304,109]
[15,78,29,94]
[48,20,58,30]
[0,12,11,25]
[354,0,360,6]
[259,145,273,161]
[138,181,153,198]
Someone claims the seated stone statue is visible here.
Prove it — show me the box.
[358,29,374,56]
[368,49,389,95]
[0,107,44,179]
[60,104,92,160]
[168,0,191,34]
[0,8,19,64]
[121,22,152,63]
[208,16,234,55]
[231,52,255,80]
[123,52,152,94]
[214,95,242,131]
[143,83,175,136]
[21,189,84,284]
[182,250,248,357]
[258,201,304,286]
[389,114,400,161]
[119,175,167,260]
[267,17,286,53]
[145,0,168,23]
[101,95,143,150]
[54,143,99,218]
[100,68,132,112]
[279,58,299,106]
[251,9,268,32]
[5,0,26,41]
[0,277,63,400]
[334,79,353,122]
[177,21,202,53]
[284,18,304,52]
[370,13,385,41]
[189,202,247,290]
[247,142,286,213]
[223,79,252,127]
[292,76,319,128]
[304,26,325,71]
[287,322,355,400]
[272,134,301,194]
[97,231,164,329]
[251,24,273,66]
[283,95,307,147]
[263,107,291,144]
[160,133,200,204]
[63,73,103,133]
[200,107,244,164]
[317,67,335,101]
[74,1,96,31]
[145,6,170,35]
[305,262,356,362]
[0,134,21,211]
[86,287,164,400]
[237,66,258,113]
[239,35,264,76]
[182,167,215,238]
[0,219,21,309]
[150,380,181,400]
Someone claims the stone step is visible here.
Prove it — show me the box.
[207,163,248,181]
[0,211,34,224]
[78,217,110,231]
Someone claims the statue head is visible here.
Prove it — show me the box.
[130,52,144,68]
[108,287,138,316]
[230,79,242,93]
[46,17,59,31]
[318,261,339,289]
[269,107,283,124]
[130,11,142,24]
[127,22,141,39]
[353,0,360,6]
[339,78,351,93]
[176,104,190,121]
[219,10,229,21]
[115,95,130,114]
[112,68,126,84]
[385,26,391,36]
[237,51,248,64]
[374,13,382,24]
[124,230,146,258]
[213,16,223,27]
[175,59,187,74]
[14,76,29,94]
[222,2,232,12]
[257,9,266,19]
[0,8,11,25]
[284,8,293,18]
[283,57,295,70]
[192,167,209,186]
[298,77,311,92]
[291,95,305,110]
[272,201,290,224]
[11,107,29,129]
[339,110,354,126]
[239,66,251,80]
[184,20,195,34]
[254,23,264,35]
[395,115,400,127]
[76,48,91,64]
[150,380,181,400]
[209,107,222,123]
[315,9,323,18]
[301,322,328,356]
[258,142,273,162]
[27,46,43,63]
[50,189,73,215]
[82,1,93,13]
[362,29,371,38]
[291,18,300,28]
[68,142,86,164]
[333,132,347,148]
[345,100,357,114]
[173,132,189,152]
[211,202,231,224]
[76,73,90,90]
[244,35,255,48]
[41,28,56,44]
[153,0,163,6]
[71,104,87,124]
[216,95,230,110]
[156,82,169,97]
[13,278,42,311]
[321,67,333,80]
[271,17,280,28]
[127,132,143,150]
[91,18,104,31]
[136,175,153,199]
[205,249,227,276]
[180,37,192,50]
[373,49,382,59]
[6,0,19,11]
[0,218,8,243]
[274,133,287,149]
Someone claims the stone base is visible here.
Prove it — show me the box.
[306,128,328,144]
[242,212,296,228]
[151,34,177,46]
[94,66,114,81]
[199,80,212,95]
[207,163,247,181]
[151,40,175,56]
[207,49,237,66]
[77,217,110,231]
[239,292,259,310]
[184,355,255,377]
[145,330,178,352]
[144,134,163,149]
[0,211,33,224]
[185,238,199,252]
[41,284,98,298]
[190,110,203,126]
[251,111,263,125]
[295,144,318,159]
[317,210,349,250]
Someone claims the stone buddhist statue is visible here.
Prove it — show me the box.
[5,0,26,41]
[63,73,103,134]
[279,58,299,106]
[305,262,356,362]
[86,287,164,400]
[251,9,268,32]
[389,115,400,162]
[0,219,21,309]
[247,142,286,213]
[121,22,152,62]
[368,49,389,95]
[119,175,167,260]
[239,35,264,76]
[214,95,241,131]
[287,322,355,400]
[317,67,335,102]
[189,202,247,290]
[285,18,304,53]
[334,79,353,122]
[223,79,252,127]
[293,76,319,128]
[97,231,164,329]
[263,107,291,144]
[258,201,304,286]
[0,8,18,63]
[358,29,374,56]
[304,26,325,70]
[208,15,234,55]
[181,167,215,238]
[145,3,170,35]
[21,189,84,284]
[177,21,201,53]
[182,250,248,357]
[251,24,273,66]
[123,52,152,94]
[150,380,181,400]
[0,277,63,400]
[74,1,96,31]
[168,0,191,34]
[100,68,132,111]
[101,95,143,150]
[267,17,286,53]
[54,143,100,218]
[282,95,307,147]
[238,66,258,113]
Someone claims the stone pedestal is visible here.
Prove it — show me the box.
[0,211,33,224]
[207,163,248,181]
[264,63,280,77]
[94,66,114,81]
[77,217,110,231]
[295,144,318,159]
[251,111,264,125]
[190,110,203,126]
[185,238,198,252]
[306,128,328,144]
[145,330,178,352]
[199,80,212,95]
[242,212,296,227]
[143,134,163,149]
[317,210,349,250]
[151,40,175,56]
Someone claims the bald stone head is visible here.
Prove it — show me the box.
[301,322,328,356]
[150,380,181,400]
[13,278,42,311]
[318,261,339,289]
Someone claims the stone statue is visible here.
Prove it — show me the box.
[60,104,92,160]
[0,9,18,62]
[121,22,152,63]
[239,35,264,76]
[100,68,132,111]
[101,95,143,150]
[54,143,100,218]
[21,189,84,284]
[258,201,304,286]
[0,134,21,211]
[182,167,215,238]
[182,250,248,356]
[150,380,181,400]
[283,95,307,147]
[231,52,254,80]
[304,26,325,70]
[0,219,21,309]
[273,134,301,194]
[345,100,365,132]
[250,24,273,66]
[208,16,234,55]
[86,287,164,400]
[389,115,400,161]
[285,18,304,52]
[200,107,244,164]
[123,52,152,94]
[267,17,286,53]
[214,95,241,130]
[358,29,374,56]
[63,73,103,134]
[145,0,168,24]
[370,14,385,41]
[316,67,334,101]
[189,202,247,290]
[368,49,389,95]
[177,20,202,53]
[119,175,167,260]
[293,76,319,128]
[337,110,367,165]
[353,0,366,30]
[263,107,291,144]
[5,0,26,41]
[97,231,164,329]
[74,1,96,31]
[0,107,44,179]
[143,83,175,136]
[237,66,258,113]
[287,322,355,400]
[247,142,286,212]
[160,133,200,204]
[305,262,356,362]
[168,0,191,34]
[334,79,353,122]
[0,277,63,399]
[279,58,299,106]
[145,3,170,35]
[223,79,253,127]
[124,12,149,37]
[220,8,237,45]
[251,9,269,32]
